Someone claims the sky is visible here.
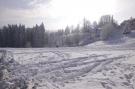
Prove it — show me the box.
[0,0,135,30]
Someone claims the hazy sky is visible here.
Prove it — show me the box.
[0,0,135,30]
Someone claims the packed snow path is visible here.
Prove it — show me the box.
[4,48,135,89]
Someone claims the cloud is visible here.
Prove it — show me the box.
[0,0,50,9]
[0,0,135,30]
[114,0,135,22]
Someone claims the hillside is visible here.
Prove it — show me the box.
[86,31,135,49]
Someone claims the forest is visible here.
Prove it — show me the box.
[0,15,134,47]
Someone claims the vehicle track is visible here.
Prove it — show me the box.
[11,50,128,89]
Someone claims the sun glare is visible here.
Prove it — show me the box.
[48,0,117,27]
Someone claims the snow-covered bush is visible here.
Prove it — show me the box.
[100,23,118,40]
[0,50,36,89]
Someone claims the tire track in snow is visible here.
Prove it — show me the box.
[11,50,127,89]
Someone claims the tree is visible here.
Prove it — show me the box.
[65,26,70,35]
[79,18,94,45]
[120,18,135,34]
[32,23,45,47]
[99,15,114,27]
[100,22,117,40]
[71,24,81,46]
[82,18,92,33]
[0,23,46,47]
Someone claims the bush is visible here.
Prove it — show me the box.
[100,23,117,40]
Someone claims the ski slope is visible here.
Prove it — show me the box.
[2,45,135,89]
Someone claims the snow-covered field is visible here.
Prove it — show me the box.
[2,44,135,89]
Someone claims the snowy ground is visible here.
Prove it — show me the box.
[2,45,135,89]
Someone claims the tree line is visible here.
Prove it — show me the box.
[0,23,45,47]
[0,15,134,47]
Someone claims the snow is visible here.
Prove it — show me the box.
[1,38,135,89]
[86,35,135,48]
